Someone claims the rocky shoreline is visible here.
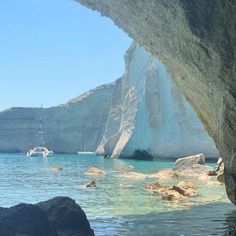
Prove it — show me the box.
[0,153,225,236]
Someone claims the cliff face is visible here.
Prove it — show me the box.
[76,0,236,203]
[97,43,218,159]
[0,84,114,153]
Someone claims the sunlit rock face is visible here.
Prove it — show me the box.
[77,0,236,203]
[97,43,218,159]
[0,84,114,153]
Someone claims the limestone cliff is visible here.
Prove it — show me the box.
[76,0,236,203]
[97,43,218,159]
[0,83,114,153]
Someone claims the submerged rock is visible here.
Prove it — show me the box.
[161,190,187,201]
[172,182,197,197]
[177,181,196,190]
[49,166,63,171]
[144,182,169,194]
[119,183,133,189]
[145,180,197,200]
[85,167,106,176]
[0,197,94,236]
[148,169,179,179]
[119,172,147,179]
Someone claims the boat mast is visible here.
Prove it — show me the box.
[38,105,45,146]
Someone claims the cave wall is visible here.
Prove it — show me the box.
[77,0,236,202]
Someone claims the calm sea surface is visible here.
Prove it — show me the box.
[0,153,235,235]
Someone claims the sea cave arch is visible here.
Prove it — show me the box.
[76,0,236,204]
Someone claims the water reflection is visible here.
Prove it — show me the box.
[224,209,236,235]
[92,202,235,236]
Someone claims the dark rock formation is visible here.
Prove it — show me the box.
[0,203,56,236]
[0,197,94,236]
[76,0,236,204]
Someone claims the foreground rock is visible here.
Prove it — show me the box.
[144,182,169,194]
[0,197,94,236]
[85,167,106,176]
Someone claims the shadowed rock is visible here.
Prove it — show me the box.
[0,197,94,236]
[0,204,56,236]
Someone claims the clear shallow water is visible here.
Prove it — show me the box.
[0,153,235,235]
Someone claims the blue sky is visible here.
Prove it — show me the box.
[0,0,132,111]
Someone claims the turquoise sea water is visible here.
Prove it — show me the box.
[0,153,235,235]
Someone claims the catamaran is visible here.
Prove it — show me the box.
[27,107,53,158]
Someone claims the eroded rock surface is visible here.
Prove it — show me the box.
[97,43,218,159]
[77,0,236,203]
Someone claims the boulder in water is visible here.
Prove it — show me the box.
[172,154,214,177]
[173,153,205,171]
[86,180,96,188]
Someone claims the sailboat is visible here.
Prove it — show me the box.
[27,107,53,158]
